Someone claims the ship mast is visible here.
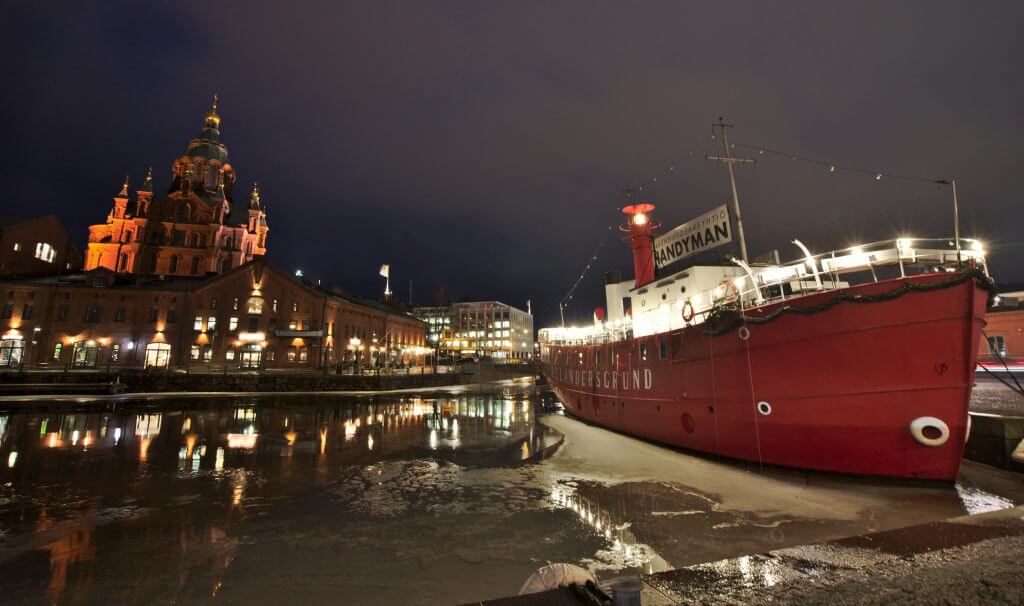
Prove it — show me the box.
[706,119,754,263]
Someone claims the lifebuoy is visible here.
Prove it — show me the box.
[682,301,695,323]
[909,416,949,447]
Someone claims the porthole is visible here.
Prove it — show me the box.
[757,401,772,415]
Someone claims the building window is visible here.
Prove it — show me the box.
[287,347,297,361]
[208,316,217,331]
[84,306,100,323]
[595,349,602,366]
[233,297,239,311]
[92,277,105,288]
[53,342,62,360]
[269,318,277,330]
[247,317,259,331]
[110,344,120,362]
[190,345,201,360]
[266,349,275,362]
[299,346,309,362]
[211,298,218,310]
[191,256,201,274]
[229,317,239,331]
[289,320,298,330]
[272,299,278,312]
[225,348,236,361]
[12,242,20,251]
[247,296,264,314]
[21,303,33,320]
[57,305,68,320]
[203,346,213,361]
[169,255,179,273]
[167,308,177,323]
[194,316,203,331]
[988,335,1007,356]
[659,339,668,360]
[639,343,648,362]
[0,303,12,319]
[149,308,159,323]
[34,242,56,263]
[144,343,171,369]
[115,306,125,322]
[292,302,298,312]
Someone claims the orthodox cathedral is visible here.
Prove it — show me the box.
[84,97,269,276]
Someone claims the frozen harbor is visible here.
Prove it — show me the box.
[0,381,1022,605]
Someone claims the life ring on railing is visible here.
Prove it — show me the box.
[909,416,950,447]
[682,301,695,323]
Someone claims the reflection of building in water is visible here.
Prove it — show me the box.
[550,486,671,575]
[45,525,96,598]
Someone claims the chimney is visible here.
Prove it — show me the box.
[620,203,660,288]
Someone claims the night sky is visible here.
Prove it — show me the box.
[3,2,1022,327]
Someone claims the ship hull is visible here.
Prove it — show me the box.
[542,272,989,481]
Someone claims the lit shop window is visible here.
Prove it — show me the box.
[34,242,56,263]
[225,349,236,361]
[194,316,204,331]
[53,342,62,360]
[111,344,120,362]
[299,346,309,362]
[229,317,239,331]
[207,316,217,331]
[191,345,201,360]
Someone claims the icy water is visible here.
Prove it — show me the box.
[0,380,1023,605]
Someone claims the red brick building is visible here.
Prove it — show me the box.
[1,258,426,370]
[84,98,268,277]
[0,215,82,277]
[980,288,1024,362]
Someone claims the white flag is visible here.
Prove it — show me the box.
[379,264,390,278]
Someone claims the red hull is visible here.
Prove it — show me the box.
[543,273,989,481]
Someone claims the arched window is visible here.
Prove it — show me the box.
[125,230,133,243]
[118,254,129,271]
[169,255,179,273]
[191,256,201,274]
[245,242,252,256]
[190,233,200,248]
[247,296,264,314]
[224,237,233,250]
[171,230,186,246]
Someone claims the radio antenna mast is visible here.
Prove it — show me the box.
[707,118,755,263]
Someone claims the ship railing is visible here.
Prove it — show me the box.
[713,237,987,316]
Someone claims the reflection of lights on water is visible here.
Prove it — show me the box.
[135,414,162,438]
[7,451,16,468]
[71,430,80,446]
[344,421,357,440]
[81,432,93,448]
[139,438,151,460]
[285,431,298,446]
[320,427,328,454]
[215,447,225,471]
[182,418,192,433]
[113,427,122,445]
[520,441,530,460]
[367,434,374,450]
[429,429,438,450]
[451,418,459,438]
[47,433,59,448]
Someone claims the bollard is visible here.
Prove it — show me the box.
[612,578,643,606]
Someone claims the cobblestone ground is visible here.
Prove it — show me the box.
[971,379,1024,415]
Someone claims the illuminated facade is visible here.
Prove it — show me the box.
[980,288,1024,361]
[0,215,82,277]
[84,99,268,276]
[0,259,425,370]
[440,301,533,361]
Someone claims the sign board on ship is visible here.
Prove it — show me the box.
[653,204,732,270]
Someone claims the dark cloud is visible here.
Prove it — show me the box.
[2,1,1021,327]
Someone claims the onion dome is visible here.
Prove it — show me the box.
[186,94,229,163]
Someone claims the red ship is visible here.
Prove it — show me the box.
[539,129,995,481]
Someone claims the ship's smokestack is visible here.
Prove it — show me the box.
[620,203,660,288]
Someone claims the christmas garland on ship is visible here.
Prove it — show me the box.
[697,268,997,337]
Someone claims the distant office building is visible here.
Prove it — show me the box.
[0,215,82,277]
[413,305,452,354]
[448,301,533,361]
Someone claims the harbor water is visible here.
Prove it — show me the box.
[1,379,1022,605]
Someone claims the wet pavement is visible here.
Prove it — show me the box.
[0,380,1023,605]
